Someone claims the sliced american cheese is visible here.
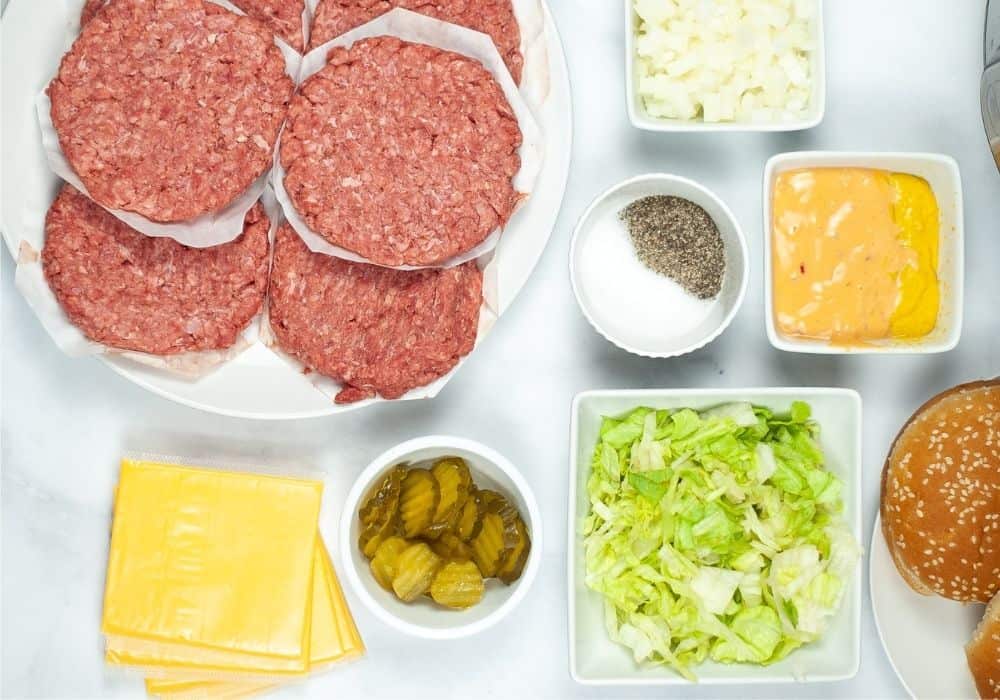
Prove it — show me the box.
[106,616,311,677]
[142,538,363,697]
[319,542,365,660]
[103,459,322,662]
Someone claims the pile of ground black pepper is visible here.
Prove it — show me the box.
[619,195,726,299]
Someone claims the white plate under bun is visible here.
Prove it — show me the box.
[762,151,964,354]
[570,174,749,358]
[870,515,982,699]
[339,436,542,640]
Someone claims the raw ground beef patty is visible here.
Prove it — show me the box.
[42,186,270,355]
[268,225,483,403]
[80,0,306,50]
[280,36,522,266]
[51,0,293,222]
[229,0,306,50]
[80,0,109,24]
[309,0,523,82]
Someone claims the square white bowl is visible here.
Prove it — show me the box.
[568,388,862,685]
[625,0,826,132]
[763,151,965,354]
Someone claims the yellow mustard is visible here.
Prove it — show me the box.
[888,173,940,338]
[771,168,940,344]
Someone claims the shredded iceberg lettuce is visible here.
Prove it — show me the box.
[583,402,858,680]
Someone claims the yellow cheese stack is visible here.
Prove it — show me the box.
[103,459,364,699]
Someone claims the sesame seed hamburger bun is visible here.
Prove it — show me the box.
[967,591,1000,699]
[880,379,1000,604]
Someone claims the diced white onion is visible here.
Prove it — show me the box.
[634,0,817,123]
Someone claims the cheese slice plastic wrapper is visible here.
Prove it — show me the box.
[103,458,322,677]
[145,678,262,700]
[145,539,364,699]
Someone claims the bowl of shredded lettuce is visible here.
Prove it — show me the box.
[569,389,861,684]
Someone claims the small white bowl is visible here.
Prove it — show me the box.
[569,174,749,357]
[625,0,826,132]
[340,436,542,640]
[763,151,964,354]
[568,388,863,685]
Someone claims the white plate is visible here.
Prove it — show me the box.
[762,151,964,355]
[568,388,862,685]
[870,515,983,699]
[0,0,573,419]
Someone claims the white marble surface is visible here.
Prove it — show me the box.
[2,0,999,698]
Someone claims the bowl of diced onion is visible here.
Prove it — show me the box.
[625,0,826,131]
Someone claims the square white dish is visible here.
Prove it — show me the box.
[568,388,862,685]
[763,151,965,354]
[624,0,826,132]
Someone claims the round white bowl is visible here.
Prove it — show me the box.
[340,436,543,640]
[569,173,749,357]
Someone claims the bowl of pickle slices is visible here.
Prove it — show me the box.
[340,436,543,639]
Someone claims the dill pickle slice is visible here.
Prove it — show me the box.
[455,491,482,542]
[470,512,507,578]
[359,465,406,528]
[496,517,531,585]
[430,560,485,609]
[391,542,442,602]
[436,457,472,491]
[424,458,473,538]
[359,509,399,559]
[357,465,407,558]
[475,489,503,510]
[369,536,409,591]
[428,532,473,561]
[482,491,520,534]
[399,468,440,538]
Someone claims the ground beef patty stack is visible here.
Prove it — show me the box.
[42,186,270,356]
[267,225,483,404]
[309,0,523,82]
[279,35,522,267]
[49,0,293,223]
[880,379,1000,604]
